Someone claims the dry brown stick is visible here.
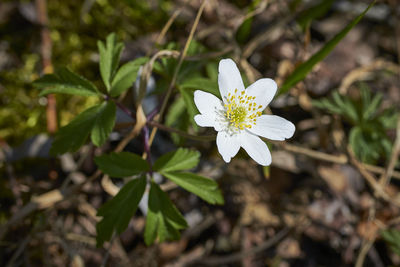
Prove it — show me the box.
[279,142,348,164]
[5,235,31,267]
[277,142,400,179]
[36,0,57,134]
[153,8,182,49]
[338,59,400,94]
[355,239,375,267]
[147,0,208,147]
[189,227,289,266]
[379,111,400,186]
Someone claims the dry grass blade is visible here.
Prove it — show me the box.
[347,145,400,207]
[379,117,400,186]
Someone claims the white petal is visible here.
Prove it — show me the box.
[240,132,271,166]
[194,114,215,128]
[248,115,295,141]
[216,131,241,163]
[218,59,245,102]
[245,78,277,110]
[194,114,225,131]
[194,90,222,114]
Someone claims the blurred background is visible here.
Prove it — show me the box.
[1,0,400,266]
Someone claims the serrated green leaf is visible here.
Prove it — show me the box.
[349,126,362,158]
[163,172,224,204]
[153,148,200,173]
[280,1,375,94]
[380,110,398,129]
[360,84,371,107]
[110,57,149,97]
[144,181,188,245]
[34,67,100,97]
[341,96,359,123]
[98,33,124,91]
[363,93,382,121]
[91,101,116,147]
[96,176,146,247]
[179,77,220,98]
[94,152,149,177]
[50,102,116,155]
[312,98,342,114]
[50,104,101,155]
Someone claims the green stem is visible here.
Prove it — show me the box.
[146,120,215,141]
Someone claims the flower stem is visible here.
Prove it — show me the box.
[116,100,134,118]
[146,120,215,141]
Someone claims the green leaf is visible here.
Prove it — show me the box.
[163,172,224,204]
[165,97,190,144]
[279,1,375,94]
[206,62,218,81]
[312,98,342,114]
[96,176,147,247]
[153,148,200,173]
[110,57,149,97]
[178,76,220,131]
[94,152,149,177]
[296,0,335,30]
[380,110,398,129]
[349,126,362,157]
[144,181,188,245]
[363,93,382,121]
[179,77,220,98]
[236,12,253,44]
[331,92,358,123]
[50,104,101,155]
[50,102,116,155]
[179,88,199,130]
[34,67,100,97]
[381,229,400,256]
[91,101,116,147]
[165,97,186,128]
[98,33,124,91]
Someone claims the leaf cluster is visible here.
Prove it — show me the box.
[381,229,400,256]
[33,33,225,248]
[313,85,398,163]
[94,148,223,247]
[33,33,148,155]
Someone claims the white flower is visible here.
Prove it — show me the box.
[193,58,295,166]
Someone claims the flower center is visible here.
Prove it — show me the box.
[224,89,262,131]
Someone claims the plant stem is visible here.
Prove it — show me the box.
[114,99,134,118]
[143,126,153,174]
[146,120,215,141]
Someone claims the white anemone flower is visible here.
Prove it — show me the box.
[193,58,295,166]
